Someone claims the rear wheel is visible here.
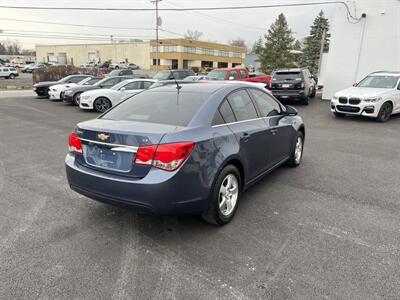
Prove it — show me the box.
[93,97,111,113]
[9,74,15,79]
[73,92,82,106]
[302,96,309,105]
[310,87,316,98]
[202,165,241,226]
[376,102,392,122]
[286,132,304,168]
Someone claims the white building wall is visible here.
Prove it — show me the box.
[323,0,400,99]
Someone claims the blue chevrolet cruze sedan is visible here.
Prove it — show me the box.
[66,82,305,225]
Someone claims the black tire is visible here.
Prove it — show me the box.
[115,66,119,69]
[93,97,112,113]
[376,102,392,123]
[286,131,304,168]
[302,96,309,105]
[9,74,15,79]
[60,91,65,101]
[202,165,242,226]
[73,92,82,106]
[334,112,346,118]
[310,87,316,98]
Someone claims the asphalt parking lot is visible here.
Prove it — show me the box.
[1,91,400,299]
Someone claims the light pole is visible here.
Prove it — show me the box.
[151,0,162,71]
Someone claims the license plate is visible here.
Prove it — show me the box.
[281,96,288,99]
[83,144,133,172]
[282,84,290,88]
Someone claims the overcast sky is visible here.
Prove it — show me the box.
[0,0,335,49]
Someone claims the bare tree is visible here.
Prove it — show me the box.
[229,37,246,48]
[184,30,203,40]
[3,39,21,55]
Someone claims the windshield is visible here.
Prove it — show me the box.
[273,72,303,81]
[102,91,210,126]
[84,78,101,85]
[110,80,130,90]
[207,70,227,80]
[357,75,399,89]
[78,77,92,85]
[94,77,112,86]
[153,71,172,80]
[58,75,73,83]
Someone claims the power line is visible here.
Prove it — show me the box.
[0,17,154,30]
[0,2,359,20]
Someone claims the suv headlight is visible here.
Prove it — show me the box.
[364,97,382,102]
[81,95,90,100]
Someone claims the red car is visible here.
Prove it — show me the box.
[207,68,271,85]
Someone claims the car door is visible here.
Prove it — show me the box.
[0,68,5,77]
[224,89,270,180]
[248,88,294,168]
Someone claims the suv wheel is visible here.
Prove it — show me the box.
[302,96,309,105]
[9,74,15,79]
[310,87,316,98]
[202,165,241,226]
[286,132,304,168]
[376,102,392,122]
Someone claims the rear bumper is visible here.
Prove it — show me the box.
[65,154,209,215]
[271,90,306,101]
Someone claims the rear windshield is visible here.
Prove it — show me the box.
[101,91,210,126]
[273,72,303,81]
[207,70,228,80]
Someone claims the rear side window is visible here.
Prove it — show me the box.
[69,76,88,83]
[230,70,239,80]
[219,100,236,123]
[249,89,282,117]
[143,81,154,89]
[240,70,247,79]
[102,78,120,87]
[102,91,210,126]
[227,90,258,121]
[273,72,303,81]
[123,81,141,90]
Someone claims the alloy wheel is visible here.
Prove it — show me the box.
[218,174,239,216]
[294,136,303,164]
[94,98,111,112]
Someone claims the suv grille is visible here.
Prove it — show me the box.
[349,98,361,105]
[337,105,360,113]
[339,97,348,104]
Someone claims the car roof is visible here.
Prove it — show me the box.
[370,71,400,76]
[275,68,304,72]
[150,81,260,94]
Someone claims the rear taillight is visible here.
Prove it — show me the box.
[135,142,195,172]
[68,132,82,153]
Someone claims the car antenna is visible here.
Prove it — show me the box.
[168,67,182,94]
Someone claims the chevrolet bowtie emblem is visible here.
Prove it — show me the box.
[97,133,110,141]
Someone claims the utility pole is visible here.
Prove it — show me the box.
[317,29,326,76]
[151,0,162,71]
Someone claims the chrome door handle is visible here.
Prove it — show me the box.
[270,128,278,135]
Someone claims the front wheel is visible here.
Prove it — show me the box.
[93,97,111,113]
[202,165,241,226]
[376,102,392,122]
[286,132,304,168]
[302,96,309,105]
[9,74,15,79]
[73,92,82,106]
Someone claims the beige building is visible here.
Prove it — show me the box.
[35,39,246,71]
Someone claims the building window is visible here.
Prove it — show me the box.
[164,45,177,52]
[152,59,160,66]
[218,50,229,57]
[151,46,161,52]
[184,46,196,54]
[233,52,242,58]
[203,48,215,56]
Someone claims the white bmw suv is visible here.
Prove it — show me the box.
[331,71,400,122]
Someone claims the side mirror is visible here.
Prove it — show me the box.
[285,105,298,116]
[228,76,235,80]
[120,87,126,91]
[353,82,358,87]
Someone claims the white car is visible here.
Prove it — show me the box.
[48,76,95,101]
[79,79,157,112]
[109,61,129,69]
[0,67,19,79]
[331,71,400,122]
